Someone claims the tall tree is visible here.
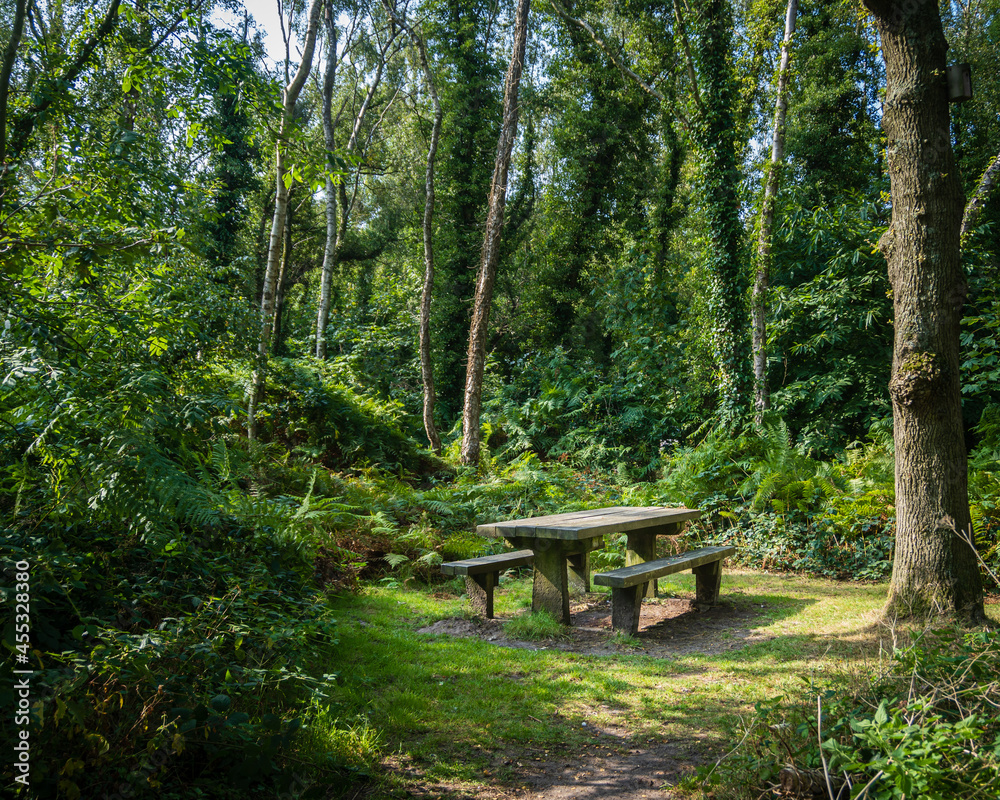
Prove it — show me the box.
[314,0,342,360]
[460,0,532,465]
[248,0,324,440]
[862,0,985,622]
[426,0,500,419]
[314,9,399,359]
[752,0,797,421]
[689,0,750,422]
[384,0,445,452]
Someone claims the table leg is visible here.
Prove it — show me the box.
[566,550,590,594]
[625,532,657,598]
[530,542,572,624]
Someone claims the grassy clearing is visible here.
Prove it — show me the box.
[303,569,946,798]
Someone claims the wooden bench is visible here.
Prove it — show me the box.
[593,545,736,634]
[441,550,535,618]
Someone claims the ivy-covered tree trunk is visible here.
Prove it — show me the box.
[863,0,985,622]
[752,0,797,422]
[427,0,500,421]
[691,0,750,422]
[460,0,531,465]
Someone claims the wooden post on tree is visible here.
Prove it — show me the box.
[459,0,531,465]
[862,0,985,623]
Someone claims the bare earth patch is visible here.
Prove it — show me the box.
[417,593,771,658]
[395,594,771,799]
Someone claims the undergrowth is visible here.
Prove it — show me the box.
[700,626,1000,799]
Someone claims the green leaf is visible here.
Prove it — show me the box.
[210,695,231,712]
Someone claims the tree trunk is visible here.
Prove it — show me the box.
[383,0,445,454]
[314,21,398,359]
[752,0,797,423]
[315,3,339,360]
[459,0,531,466]
[417,51,444,454]
[691,0,750,423]
[862,0,985,623]
[248,0,324,440]
[0,0,28,176]
[961,151,1000,239]
[272,205,293,357]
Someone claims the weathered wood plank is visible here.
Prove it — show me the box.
[478,506,702,540]
[593,546,736,588]
[440,550,535,576]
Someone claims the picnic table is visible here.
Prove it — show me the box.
[476,506,703,624]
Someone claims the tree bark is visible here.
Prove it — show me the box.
[314,20,399,358]
[315,3,339,360]
[692,0,750,423]
[384,0,445,453]
[460,0,531,465]
[863,0,985,623]
[248,0,324,440]
[752,0,797,423]
[0,0,27,174]
[272,204,293,356]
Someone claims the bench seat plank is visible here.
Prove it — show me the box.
[441,550,535,618]
[593,545,736,588]
[441,550,535,577]
[593,545,736,634]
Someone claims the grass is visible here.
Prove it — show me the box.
[306,570,997,798]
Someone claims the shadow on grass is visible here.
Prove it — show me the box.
[322,580,890,798]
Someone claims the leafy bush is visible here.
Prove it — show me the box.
[1,522,343,799]
[651,420,896,580]
[702,628,1000,799]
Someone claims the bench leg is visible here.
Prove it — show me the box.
[610,585,643,635]
[466,573,497,618]
[693,560,722,606]
[566,550,590,595]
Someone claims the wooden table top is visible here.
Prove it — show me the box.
[476,506,702,541]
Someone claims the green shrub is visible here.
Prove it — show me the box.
[701,628,1000,799]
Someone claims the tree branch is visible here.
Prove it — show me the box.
[5,0,123,166]
[962,151,1000,239]
[548,0,663,102]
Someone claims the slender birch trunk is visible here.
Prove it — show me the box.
[314,23,399,358]
[460,0,531,465]
[272,205,293,356]
[383,0,444,452]
[315,3,339,360]
[416,40,445,454]
[248,0,324,440]
[752,0,797,422]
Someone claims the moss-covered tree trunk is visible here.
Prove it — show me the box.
[863,0,985,622]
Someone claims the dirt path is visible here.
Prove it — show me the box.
[395,594,770,799]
